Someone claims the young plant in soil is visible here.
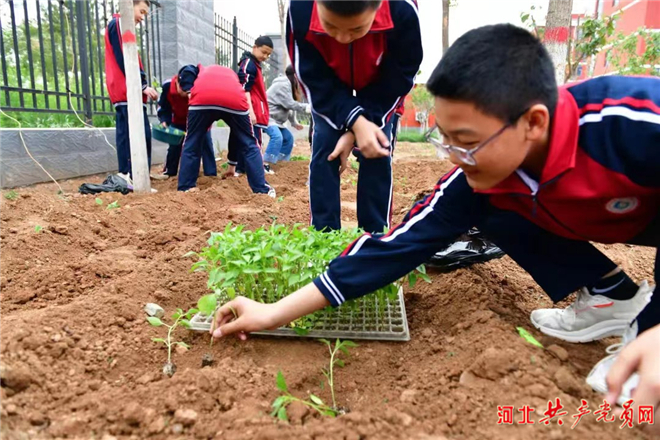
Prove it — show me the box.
[147,308,197,376]
[270,339,357,421]
[4,190,19,201]
[197,293,218,367]
[319,339,357,411]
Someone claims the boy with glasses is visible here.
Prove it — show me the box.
[211,24,659,411]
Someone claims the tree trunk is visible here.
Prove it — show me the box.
[544,0,574,84]
[278,0,288,67]
[442,0,449,54]
[118,0,151,193]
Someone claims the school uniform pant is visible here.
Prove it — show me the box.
[476,206,659,333]
[163,123,216,177]
[310,114,395,233]
[115,105,152,176]
[230,125,265,174]
[178,109,270,193]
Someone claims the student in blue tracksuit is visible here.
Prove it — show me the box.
[212,24,660,412]
[287,0,423,233]
[154,74,216,179]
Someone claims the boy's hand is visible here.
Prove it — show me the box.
[294,123,304,131]
[160,122,168,128]
[249,111,257,125]
[143,87,158,101]
[352,116,390,159]
[606,323,660,434]
[222,164,236,179]
[328,131,355,175]
[211,296,280,340]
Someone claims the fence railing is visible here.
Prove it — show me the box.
[214,14,281,88]
[0,0,162,123]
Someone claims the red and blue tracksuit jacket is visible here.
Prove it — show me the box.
[177,64,249,113]
[157,75,189,126]
[238,51,269,128]
[287,0,422,130]
[104,14,147,106]
[313,76,660,307]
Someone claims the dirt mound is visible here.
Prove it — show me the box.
[1,142,655,440]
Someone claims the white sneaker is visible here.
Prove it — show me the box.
[530,281,653,343]
[234,172,244,178]
[267,187,276,198]
[150,173,170,181]
[586,321,639,406]
[116,172,133,187]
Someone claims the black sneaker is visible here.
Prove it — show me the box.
[264,164,275,175]
[426,228,505,272]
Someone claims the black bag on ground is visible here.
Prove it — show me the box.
[78,175,132,195]
[427,228,505,272]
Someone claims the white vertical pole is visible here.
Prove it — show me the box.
[118,0,151,193]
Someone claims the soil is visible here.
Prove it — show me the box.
[1,140,656,440]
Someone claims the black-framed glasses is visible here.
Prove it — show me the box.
[425,109,529,166]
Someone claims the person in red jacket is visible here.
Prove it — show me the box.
[233,36,274,176]
[212,24,659,411]
[176,64,275,197]
[153,74,216,179]
[104,0,158,182]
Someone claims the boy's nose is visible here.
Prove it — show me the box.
[334,33,353,45]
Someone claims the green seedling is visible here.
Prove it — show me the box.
[221,163,229,170]
[148,308,198,376]
[186,223,431,334]
[106,200,120,210]
[271,339,356,421]
[4,191,19,200]
[517,327,544,348]
[290,155,309,161]
[350,161,359,172]
[197,294,218,367]
[319,339,357,409]
[271,370,338,422]
[95,197,103,205]
[34,225,43,233]
[277,196,284,203]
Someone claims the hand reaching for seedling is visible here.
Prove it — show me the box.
[210,296,280,340]
[143,86,159,101]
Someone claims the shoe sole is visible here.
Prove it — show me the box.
[530,318,628,343]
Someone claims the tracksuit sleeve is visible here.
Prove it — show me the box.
[107,18,125,77]
[140,65,147,90]
[313,168,481,307]
[157,82,172,124]
[238,58,257,92]
[287,3,362,131]
[177,65,199,93]
[357,1,422,128]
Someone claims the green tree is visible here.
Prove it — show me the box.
[410,85,434,131]
[609,28,660,76]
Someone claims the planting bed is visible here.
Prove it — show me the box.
[1,141,656,440]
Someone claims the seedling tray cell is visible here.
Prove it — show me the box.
[189,288,410,342]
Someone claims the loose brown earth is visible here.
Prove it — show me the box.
[1,141,656,440]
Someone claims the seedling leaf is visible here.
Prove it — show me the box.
[271,396,286,409]
[276,370,288,393]
[147,317,164,327]
[335,359,345,368]
[309,394,323,405]
[197,294,217,315]
[95,197,103,205]
[176,341,191,349]
[151,338,166,343]
[277,406,288,422]
[517,327,544,348]
[341,340,358,348]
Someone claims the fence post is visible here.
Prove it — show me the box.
[75,1,93,123]
[232,16,238,71]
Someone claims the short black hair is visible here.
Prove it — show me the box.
[133,0,150,6]
[427,24,557,123]
[254,35,273,49]
[318,0,382,17]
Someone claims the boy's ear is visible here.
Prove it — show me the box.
[523,104,551,142]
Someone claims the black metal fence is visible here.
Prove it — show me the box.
[0,0,162,121]
[214,14,281,88]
